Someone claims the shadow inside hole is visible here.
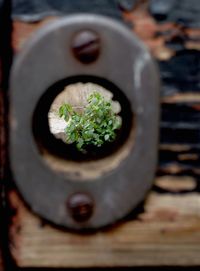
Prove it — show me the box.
[32,75,134,161]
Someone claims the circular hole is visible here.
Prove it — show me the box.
[48,82,122,158]
[32,75,135,180]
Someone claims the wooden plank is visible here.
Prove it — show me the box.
[12,17,57,53]
[161,93,200,104]
[8,188,200,268]
[8,1,200,269]
[123,4,200,60]
[155,176,196,192]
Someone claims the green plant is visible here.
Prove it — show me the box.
[59,92,122,152]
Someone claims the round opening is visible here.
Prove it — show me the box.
[48,82,122,158]
[32,75,135,180]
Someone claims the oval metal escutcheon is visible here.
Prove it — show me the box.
[10,14,160,230]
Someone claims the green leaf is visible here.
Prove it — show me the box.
[58,91,122,152]
[104,134,109,141]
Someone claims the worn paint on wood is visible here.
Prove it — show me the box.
[6,0,200,268]
[8,189,200,268]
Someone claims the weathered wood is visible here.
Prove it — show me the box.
[155,176,196,193]
[11,0,122,22]
[122,2,200,187]
[12,17,57,52]
[8,188,200,268]
[6,0,200,268]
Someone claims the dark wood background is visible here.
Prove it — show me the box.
[0,0,200,270]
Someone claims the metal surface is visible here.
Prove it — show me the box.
[10,14,160,229]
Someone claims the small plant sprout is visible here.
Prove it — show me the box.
[59,92,122,152]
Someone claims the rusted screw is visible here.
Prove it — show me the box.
[72,30,100,64]
[67,192,94,222]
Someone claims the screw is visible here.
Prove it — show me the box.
[72,30,100,64]
[67,192,94,223]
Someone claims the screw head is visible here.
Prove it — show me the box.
[72,30,100,64]
[67,192,94,223]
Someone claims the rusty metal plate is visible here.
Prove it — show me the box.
[10,14,160,230]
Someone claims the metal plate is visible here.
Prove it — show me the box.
[10,14,160,230]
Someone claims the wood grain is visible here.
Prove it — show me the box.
[8,189,200,268]
[8,1,200,268]
[12,17,57,52]
[155,176,196,192]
